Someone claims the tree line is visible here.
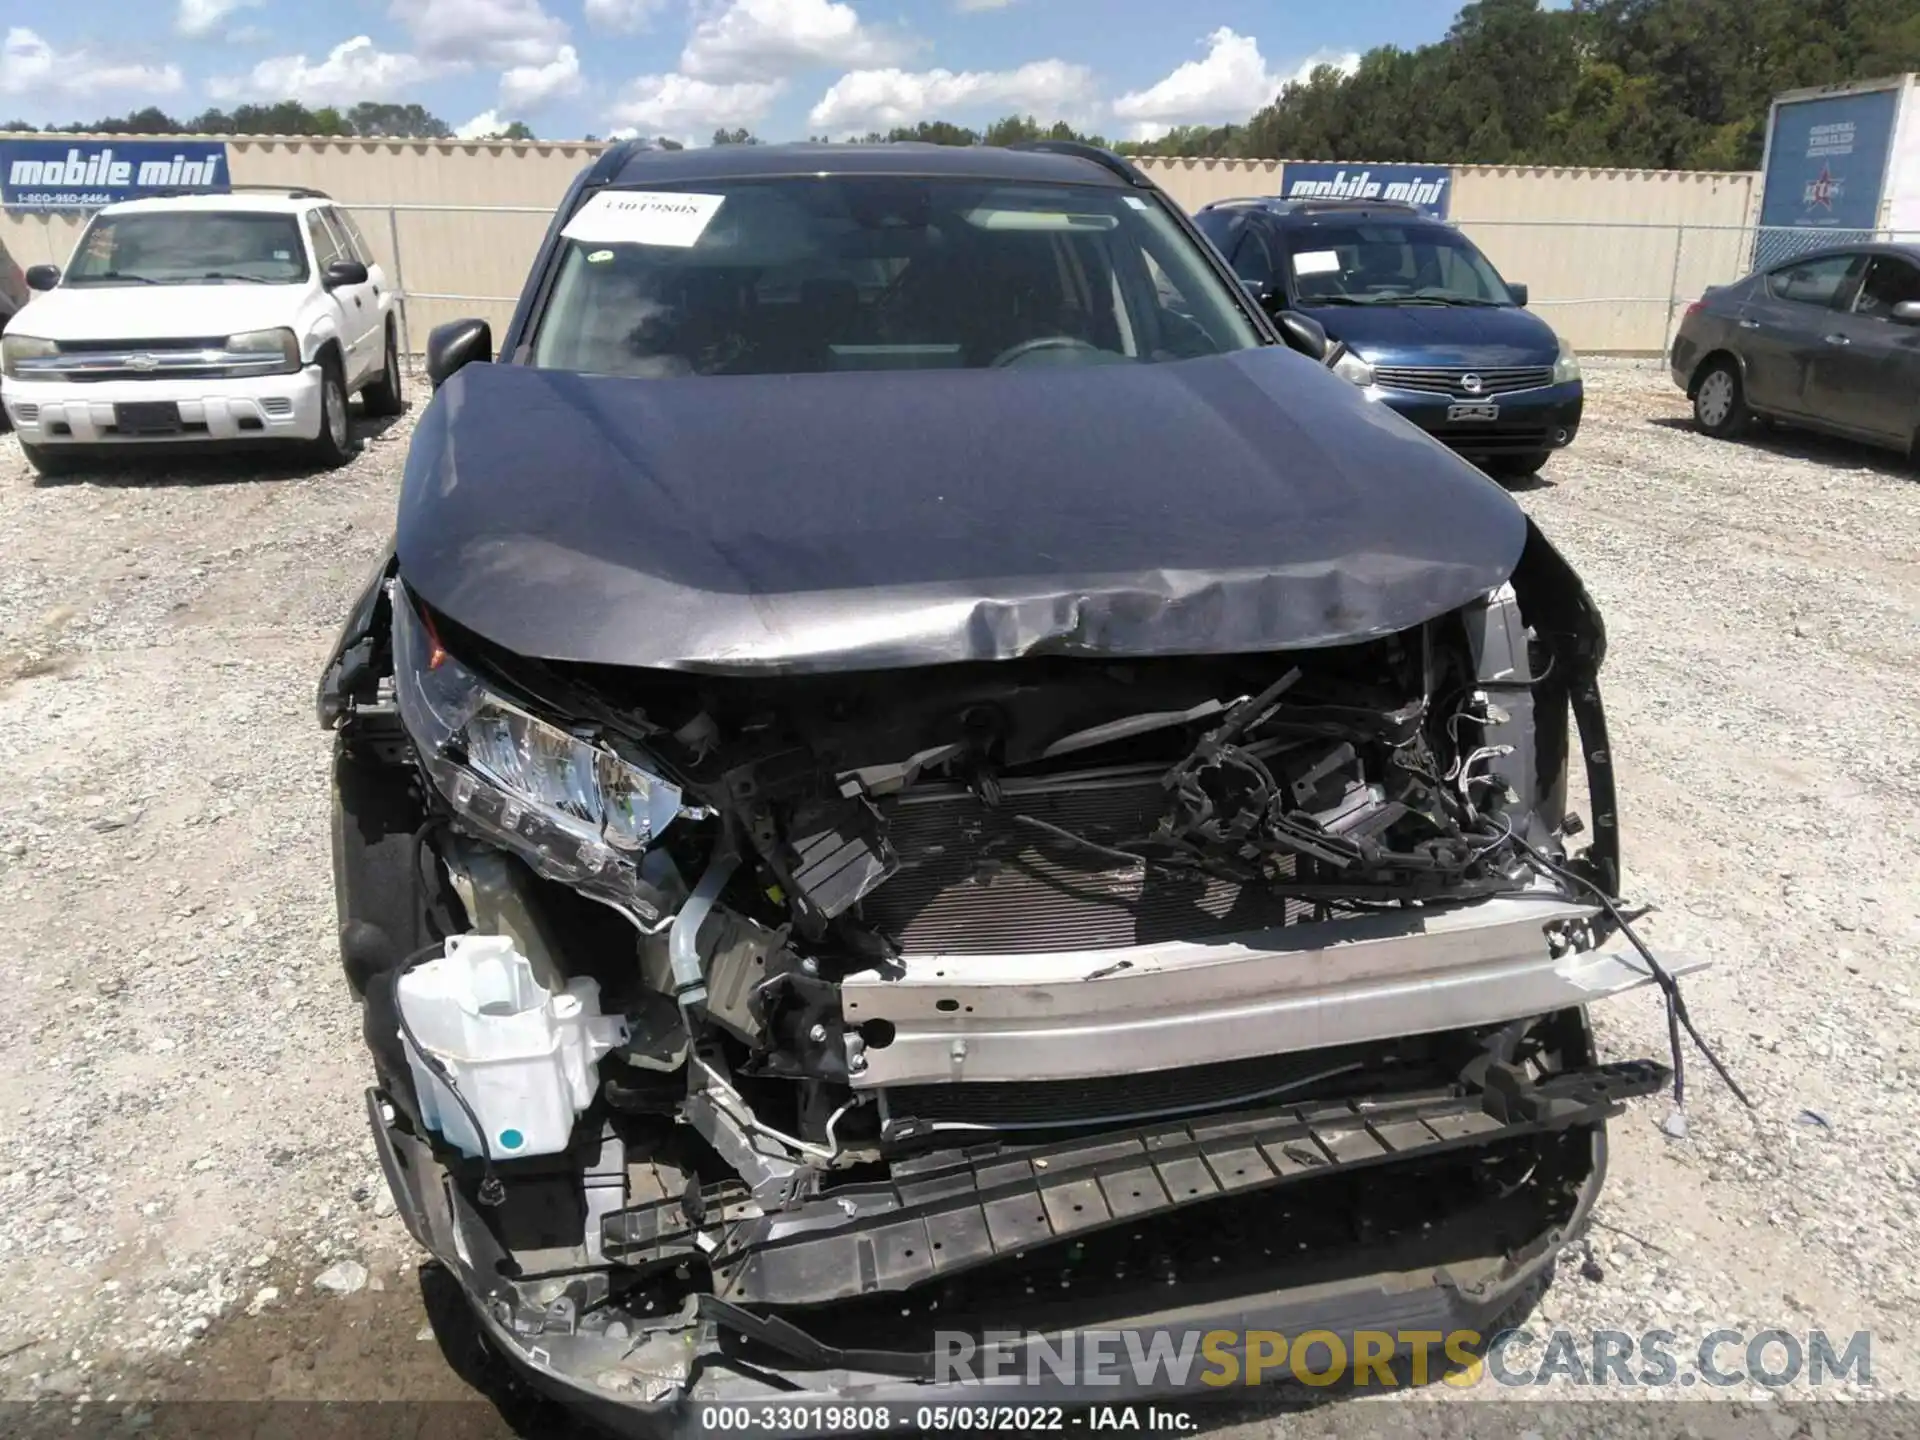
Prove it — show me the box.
[0,102,530,142]
[7,0,1917,168]
[735,0,1920,172]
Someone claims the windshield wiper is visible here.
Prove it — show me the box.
[74,272,161,286]
[1305,295,1374,306]
[197,271,272,283]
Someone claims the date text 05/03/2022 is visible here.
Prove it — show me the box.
[695,1405,1196,1432]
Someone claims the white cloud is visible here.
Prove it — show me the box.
[1110,32,1360,138]
[500,43,581,110]
[208,35,435,105]
[456,108,506,138]
[609,71,784,140]
[682,0,910,84]
[583,0,668,31]
[1111,27,1279,129]
[1,26,183,100]
[388,0,568,68]
[176,0,261,37]
[809,59,1095,134]
[1289,48,1360,86]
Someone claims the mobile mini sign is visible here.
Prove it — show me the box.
[1279,162,1455,219]
[0,139,232,212]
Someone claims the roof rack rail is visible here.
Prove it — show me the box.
[132,183,332,200]
[228,183,332,199]
[1201,195,1430,216]
[1288,196,1424,214]
[1006,139,1152,188]
[585,136,669,186]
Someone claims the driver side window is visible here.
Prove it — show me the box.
[1853,256,1920,320]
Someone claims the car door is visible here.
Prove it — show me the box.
[307,208,375,383]
[1804,253,1920,444]
[327,206,391,329]
[1737,253,1864,417]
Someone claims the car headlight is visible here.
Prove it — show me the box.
[391,586,701,912]
[224,327,301,375]
[1552,344,1581,385]
[1,333,58,379]
[1331,348,1375,386]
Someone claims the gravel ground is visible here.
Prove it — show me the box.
[0,359,1915,1434]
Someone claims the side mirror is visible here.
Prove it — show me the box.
[1273,311,1329,362]
[426,318,492,390]
[24,264,59,291]
[1507,282,1529,308]
[1891,300,1920,326]
[322,258,369,290]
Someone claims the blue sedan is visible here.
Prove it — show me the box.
[1195,197,1583,477]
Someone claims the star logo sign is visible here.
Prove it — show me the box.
[1803,164,1841,212]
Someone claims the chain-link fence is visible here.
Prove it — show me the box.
[1454,220,1920,355]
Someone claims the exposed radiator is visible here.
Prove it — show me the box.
[858,766,1312,955]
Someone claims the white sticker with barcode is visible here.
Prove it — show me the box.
[560,191,727,248]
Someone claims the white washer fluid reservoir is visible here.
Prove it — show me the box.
[396,934,628,1160]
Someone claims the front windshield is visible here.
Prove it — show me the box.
[1286,223,1513,307]
[65,212,308,286]
[530,177,1263,377]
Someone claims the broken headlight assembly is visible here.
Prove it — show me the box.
[390,586,698,913]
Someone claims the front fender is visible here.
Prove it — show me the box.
[317,550,398,729]
[1510,519,1619,896]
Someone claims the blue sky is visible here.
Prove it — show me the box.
[1,2,1463,144]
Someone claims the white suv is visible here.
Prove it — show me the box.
[0,187,403,476]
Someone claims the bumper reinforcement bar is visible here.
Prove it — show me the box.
[603,1056,1666,1306]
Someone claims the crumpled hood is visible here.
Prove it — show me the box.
[1300,301,1562,369]
[395,349,1528,674]
[11,283,303,343]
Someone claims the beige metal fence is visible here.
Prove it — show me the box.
[6,200,1910,357]
[318,209,1913,359]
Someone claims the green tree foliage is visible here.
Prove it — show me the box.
[22,0,1919,165]
[1244,0,1920,168]
[25,100,454,139]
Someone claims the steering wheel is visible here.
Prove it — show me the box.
[988,335,1104,368]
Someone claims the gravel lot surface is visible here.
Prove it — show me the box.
[0,359,1915,1435]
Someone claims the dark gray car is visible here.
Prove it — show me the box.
[1670,242,1920,457]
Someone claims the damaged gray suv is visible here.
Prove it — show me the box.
[318,141,1683,1426]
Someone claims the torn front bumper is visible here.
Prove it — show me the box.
[369,1029,1663,1436]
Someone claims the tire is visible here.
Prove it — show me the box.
[1490,450,1551,479]
[1692,358,1751,439]
[307,352,353,468]
[20,439,79,478]
[359,323,406,418]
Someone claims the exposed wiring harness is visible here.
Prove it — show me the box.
[1510,834,1752,1115]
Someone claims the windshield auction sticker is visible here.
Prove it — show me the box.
[561,190,726,248]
